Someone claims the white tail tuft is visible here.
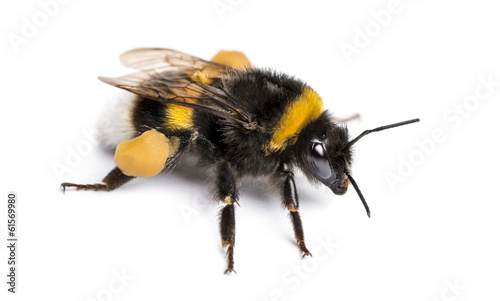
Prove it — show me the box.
[98,93,138,150]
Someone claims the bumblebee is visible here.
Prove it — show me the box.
[62,48,419,273]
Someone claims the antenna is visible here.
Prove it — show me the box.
[346,118,420,149]
[344,118,420,217]
[346,172,370,218]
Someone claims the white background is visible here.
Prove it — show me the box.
[1,0,500,300]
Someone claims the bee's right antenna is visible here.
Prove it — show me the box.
[345,172,370,218]
[346,118,420,148]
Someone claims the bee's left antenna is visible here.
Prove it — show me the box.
[346,118,420,148]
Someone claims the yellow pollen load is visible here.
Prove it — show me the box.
[266,88,324,153]
[114,129,176,178]
[165,104,194,130]
[193,70,211,85]
[191,50,251,85]
[211,50,251,69]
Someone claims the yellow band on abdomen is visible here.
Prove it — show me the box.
[165,103,194,130]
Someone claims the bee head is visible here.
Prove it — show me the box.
[301,116,420,218]
[309,124,351,196]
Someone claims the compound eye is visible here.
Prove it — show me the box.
[311,142,332,180]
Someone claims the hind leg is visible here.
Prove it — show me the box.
[61,134,192,192]
[61,166,134,192]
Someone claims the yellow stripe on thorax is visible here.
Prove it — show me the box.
[266,87,323,154]
[165,103,194,130]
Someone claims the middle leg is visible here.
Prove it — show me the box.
[215,160,239,274]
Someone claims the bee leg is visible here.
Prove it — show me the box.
[332,113,360,123]
[192,133,238,273]
[61,166,134,192]
[278,165,312,257]
[216,161,238,274]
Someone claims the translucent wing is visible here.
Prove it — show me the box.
[119,48,228,77]
[100,49,258,129]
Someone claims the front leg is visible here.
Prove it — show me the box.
[277,164,311,257]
